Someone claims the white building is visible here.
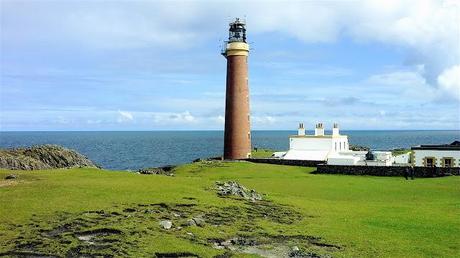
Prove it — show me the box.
[411,141,460,167]
[283,123,350,161]
[394,153,411,164]
[280,123,396,166]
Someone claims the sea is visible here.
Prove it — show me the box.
[1,130,459,170]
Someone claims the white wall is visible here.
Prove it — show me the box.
[356,160,393,166]
[394,153,410,164]
[327,156,360,165]
[413,149,460,167]
[290,137,332,151]
[331,137,349,152]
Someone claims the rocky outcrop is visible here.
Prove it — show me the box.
[216,181,263,202]
[0,145,98,170]
[349,145,370,151]
[138,165,175,176]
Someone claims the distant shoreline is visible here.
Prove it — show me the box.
[1,131,458,170]
[1,129,460,132]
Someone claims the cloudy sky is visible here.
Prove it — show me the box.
[1,0,459,131]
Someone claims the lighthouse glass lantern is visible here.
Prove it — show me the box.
[228,18,246,43]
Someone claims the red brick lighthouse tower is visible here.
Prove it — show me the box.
[222,18,251,160]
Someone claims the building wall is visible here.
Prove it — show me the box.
[246,160,460,177]
[331,137,349,152]
[247,158,324,167]
[327,156,360,165]
[289,136,349,152]
[316,164,460,177]
[394,153,410,164]
[413,150,460,167]
[290,137,332,151]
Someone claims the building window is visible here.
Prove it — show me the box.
[339,142,342,150]
[335,142,337,151]
[426,158,434,167]
[443,158,453,168]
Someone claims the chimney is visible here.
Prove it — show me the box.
[314,123,324,136]
[298,122,305,136]
[332,123,340,136]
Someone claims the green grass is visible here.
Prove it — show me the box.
[251,149,275,158]
[1,162,459,257]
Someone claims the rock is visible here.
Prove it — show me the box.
[289,249,325,258]
[220,240,232,247]
[213,242,225,249]
[0,145,98,170]
[138,165,175,176]
[216,181,263,201]
[291,246,300,252]
[192,217,205,227]
[349,144,370,151]
[159,220,172,229]
[4,174,17,180]
[185,219,196,226]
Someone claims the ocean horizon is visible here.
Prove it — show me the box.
[1,130,459,170]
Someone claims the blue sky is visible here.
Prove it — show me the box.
[1,0,459,131]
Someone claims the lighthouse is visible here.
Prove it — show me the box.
[222,18,251,160]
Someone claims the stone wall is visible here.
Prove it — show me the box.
[315,164,460,177]
[246,158,324,167]
[245,158,460,177]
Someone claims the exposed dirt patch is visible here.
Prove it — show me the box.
[208,234,336,258]
[0,250,59,257]
[154,252,200,257]
[0,180,18,187]
[75,228,123,245]
[4,200,339,257]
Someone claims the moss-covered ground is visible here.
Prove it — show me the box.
[0,161,459,257]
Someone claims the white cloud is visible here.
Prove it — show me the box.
[153,111,196,124]
[437,65,460,100]
[252,115,276,125]
[2,0,459,130]
[117,110,134,123]
[3,0,457,93]
[366,69,439,103]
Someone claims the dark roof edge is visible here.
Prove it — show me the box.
[411,146,460,150]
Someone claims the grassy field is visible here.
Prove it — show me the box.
[1,161,459,257]
[251,149,275,158]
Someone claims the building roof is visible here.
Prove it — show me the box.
[411,141,460,151]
